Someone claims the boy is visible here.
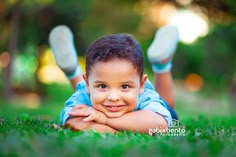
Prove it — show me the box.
[49,25,179,134]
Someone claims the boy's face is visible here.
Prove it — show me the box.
[83,59,147,118]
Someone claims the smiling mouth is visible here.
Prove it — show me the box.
[104,105,126,112]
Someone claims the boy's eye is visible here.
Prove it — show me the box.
[98,84,107,89]
[121,84,129,89]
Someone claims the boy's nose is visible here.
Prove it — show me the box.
[107,90,120,101]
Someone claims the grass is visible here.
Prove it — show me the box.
[0,83,235,157]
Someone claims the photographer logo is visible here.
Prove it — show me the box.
[148,119,186,136]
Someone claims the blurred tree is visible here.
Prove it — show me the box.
[174,22,236,89]
[2,0,21,99]
[79,0,142,53]
[1,0,236,103]
[1,0,91,100]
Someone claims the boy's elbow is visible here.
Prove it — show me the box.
[155,113,168,130]
[158,117,168,130]
[147,114,168,136]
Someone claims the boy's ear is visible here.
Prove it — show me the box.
[82,73,90,93]
[139,74,147,94]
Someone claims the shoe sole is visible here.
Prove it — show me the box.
[49,25,78,73]
[147,25,179,63]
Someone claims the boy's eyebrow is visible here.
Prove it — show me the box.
[93,80,135,84]
[94,80,107,84]
[121,81,135,84]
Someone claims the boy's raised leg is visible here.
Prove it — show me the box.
[147,25,179,108]
[49,25,83,90]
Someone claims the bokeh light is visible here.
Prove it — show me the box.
[36,48,85,84]
[37,64,68,84]
[169,9,209,44]
[12,54,37,86]
[145,2,209,44]
[15,92,41,109]
[37,48,68,84]
[148,2,177,26]
[0,51,10,68]
[184,73,203,92]
[176,0,192,6]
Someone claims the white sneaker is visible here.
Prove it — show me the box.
[147,25,179,64]
[49,25,78,74]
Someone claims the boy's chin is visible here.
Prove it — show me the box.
[105,112,126,118]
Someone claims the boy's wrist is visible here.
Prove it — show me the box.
[105,118,112,126]
[102,116,109,125]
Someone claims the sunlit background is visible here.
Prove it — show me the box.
[0,0,235,114]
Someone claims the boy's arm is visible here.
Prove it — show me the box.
[106,110,167,134]
[65,117,118,134]
[61,104,118,133]
[69,105,168,134]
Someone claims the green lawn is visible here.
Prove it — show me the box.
[0,83,235,157]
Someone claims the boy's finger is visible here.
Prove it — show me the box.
[82,115,94,122]
[71,105,90,112]
[69,110,90,117]
[69,107,95,116]
[83,113,106,124]
[72,104,87,110]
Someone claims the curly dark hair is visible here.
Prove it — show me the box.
[85,33,144,79]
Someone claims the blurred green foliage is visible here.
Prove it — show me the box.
[0,0,236,99]
[174,21,236,90]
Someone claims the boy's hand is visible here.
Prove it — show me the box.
[65,117,94,131]
[65,117,118,134]
[68,104,108,124]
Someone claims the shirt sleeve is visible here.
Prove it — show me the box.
[135,82,172,127]
[60,81,91,125]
